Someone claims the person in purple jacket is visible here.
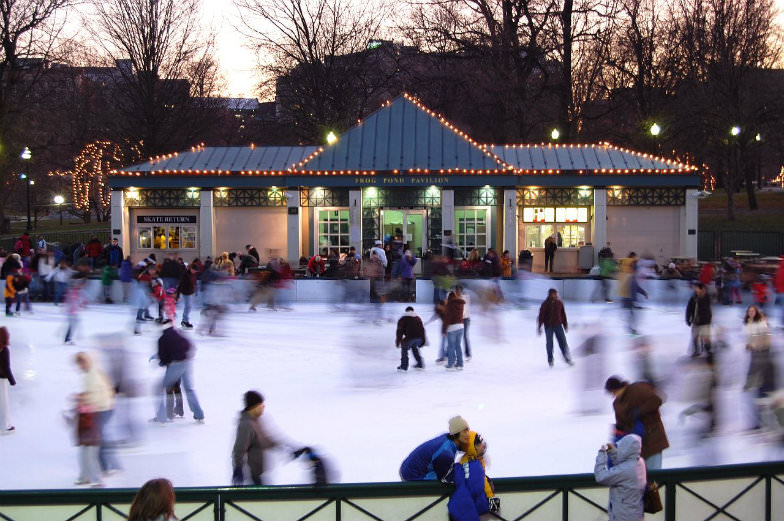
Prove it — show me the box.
[400,250,417,302]
[152,324,204,423]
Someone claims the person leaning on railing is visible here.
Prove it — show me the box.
[128,478,176,521]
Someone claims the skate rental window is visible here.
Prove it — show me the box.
[316,209,350,252]
[137,225,197,250]
[522,207,588,249]
[455,208,489,256]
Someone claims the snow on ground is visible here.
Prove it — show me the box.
[1,291,783,490]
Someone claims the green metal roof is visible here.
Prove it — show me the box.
[296,94,510,174]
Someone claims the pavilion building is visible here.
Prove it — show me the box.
[110,94,700,273]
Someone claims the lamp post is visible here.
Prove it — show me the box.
[649,123,661,154]
[20,147,32,230]
[54,195,64,225]
[550,128,560,141]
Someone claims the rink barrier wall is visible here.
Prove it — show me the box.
[83,277,736,306]
[1,461,783,521]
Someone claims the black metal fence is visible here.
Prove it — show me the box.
[1,462,782,521]
[0,229,111,253]
[699,230,783,260]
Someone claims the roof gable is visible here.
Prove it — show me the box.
[296,94,510,174]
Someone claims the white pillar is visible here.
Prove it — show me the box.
[199,190,215,260]
[349,189,362,250]
[286,189,301,263]
[441,189,454,255]
[682,189,698,258]
[502,189,517,261]
[592,188,607,263]
[110,190,130,257]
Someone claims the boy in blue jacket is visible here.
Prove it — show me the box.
[400,416,470,482]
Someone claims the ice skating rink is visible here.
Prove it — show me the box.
[1,296,782,490]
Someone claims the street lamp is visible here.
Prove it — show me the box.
[649,123,661,137]
[326,131,338,145]
[550,128,560,141]
[19,147,32,230]
[730,126,741,137]
[53,195,65,225]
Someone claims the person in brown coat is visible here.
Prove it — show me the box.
[604,376,669,470]
[442,291,466,370]
[537,288,573,367]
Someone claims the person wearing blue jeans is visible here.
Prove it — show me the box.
[537,288,573,367]
[442,291,466,370]
[153,324,204,423]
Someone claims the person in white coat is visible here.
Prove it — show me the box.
[75,352,120,474]
[594,434,647,521]
[0,327,16,434]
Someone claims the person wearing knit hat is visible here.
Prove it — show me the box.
[232,390,281,486]
[400,416,471,482]
[604,375,669,470]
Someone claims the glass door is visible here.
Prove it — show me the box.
[382,209,427,274]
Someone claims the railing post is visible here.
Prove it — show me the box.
[336,497,341,521]
[765,475,771,521]
[665,480,676,521]
[96,503,102,521]
[214,492,224,521]
[562,488,568,521]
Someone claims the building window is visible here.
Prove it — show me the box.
[317,209,350,252]
[522,207,588,248]
[456,208,488,255]
[137,225,197,250]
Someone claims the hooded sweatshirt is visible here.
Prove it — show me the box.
[594,434,646,521]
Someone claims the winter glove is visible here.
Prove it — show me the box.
[488,497,501,513]
[232,466,244,487]
[292,446,313,459]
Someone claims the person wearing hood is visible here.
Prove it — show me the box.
[400,415,470,482]
[370,240,388,269]
[448,431,500,521]
[232,391,281,486]
[395,306,426,371]
[400,250,417,301]
[594,434,646,521]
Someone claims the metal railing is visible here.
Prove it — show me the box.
[1,462,783,521]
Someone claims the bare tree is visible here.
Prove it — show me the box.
[672,0,782,217]
[0,0,72,232]
[236,0,393,143]
[88,0,223,156]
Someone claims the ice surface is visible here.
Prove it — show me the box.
[1,294,782,490]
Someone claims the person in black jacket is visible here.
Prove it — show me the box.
[152,324,205,423]
[177,265,197,329]
[0,326,16,433]
[686,283,712,358]
[396,306,427,371]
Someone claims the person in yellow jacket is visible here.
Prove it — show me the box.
[459,430,500,512]
[4,272,17,317]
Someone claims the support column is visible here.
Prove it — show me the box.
[349,189,362,250]
[199,190,215,260]
[286,189,301,263]
[503,189,517,262]
[681,189,698,259]
[592,188,607,263]
[441,189,454,255]
[110,189,130,257]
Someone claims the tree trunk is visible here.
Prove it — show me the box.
[742,150,758,210]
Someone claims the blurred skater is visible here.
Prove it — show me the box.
[395,306,426,372]
[64,277,88,345]
[743,305,775,430]
[74,352,120,475]
[604,376,669,470]
[537,288,573,368]
[0,327,16,434]
[232,391,281,486]
[152,323,205,423]
[685,283,712,358]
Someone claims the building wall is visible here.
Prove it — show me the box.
[606,206,680,265]
[214,207,287,261]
